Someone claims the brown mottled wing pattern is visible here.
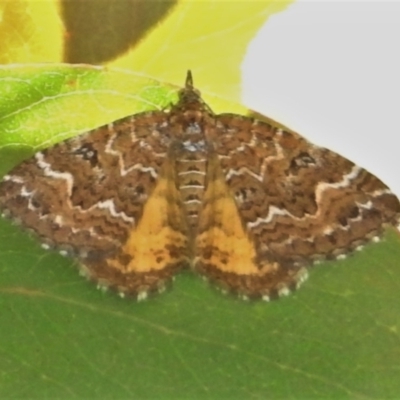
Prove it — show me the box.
[1,71,399,301]
[0,111,190,298]
[195,113,400,299]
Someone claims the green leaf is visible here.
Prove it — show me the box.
[1,65,400,399]
[1,224,400,398]
[0,64,175,172]
[0,0,294,103]
[0,0,63,64]
[109,0,294,100]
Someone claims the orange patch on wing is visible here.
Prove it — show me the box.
[107,175,189,273]
[196,170,262,275]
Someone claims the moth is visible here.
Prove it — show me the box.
[1,71,399,301]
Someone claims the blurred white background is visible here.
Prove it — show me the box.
[242,0,400,198]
